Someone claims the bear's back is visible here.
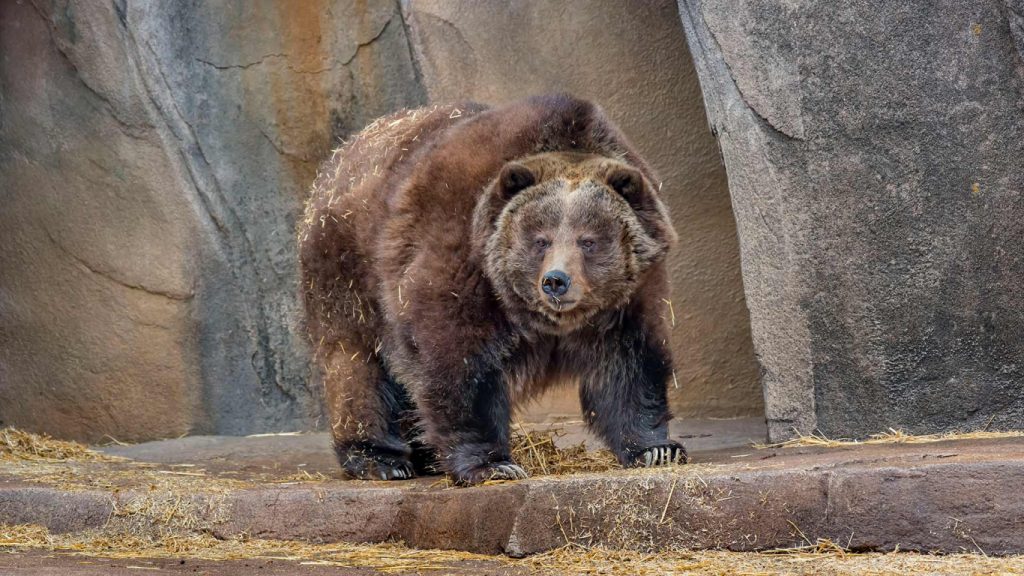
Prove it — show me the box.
[299,94,657,349]
[300,103,485,252]
[298,103,487,345]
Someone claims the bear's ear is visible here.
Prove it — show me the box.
[606,167,648,209]
[498,162,537,200]
[605,165,678,259]
[471,162,537,257]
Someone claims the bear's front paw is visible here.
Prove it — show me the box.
[453,461,529,486]
[340,451,415,481]
[628,442,688,468]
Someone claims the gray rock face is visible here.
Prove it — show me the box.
[402,0,763,419]
[0,0,424,441]
[680,0,1024,440]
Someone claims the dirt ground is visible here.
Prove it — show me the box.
[0,550,519,576]
[3,546,1024,576]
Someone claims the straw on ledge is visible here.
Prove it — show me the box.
[754,427,1024,450]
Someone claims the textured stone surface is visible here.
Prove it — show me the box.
[401,0,762,418]
[0,485,113,534]
[0,0,424,441]
[679,0,1024,440]
[6,435,1024,555]
[215,486,404,544]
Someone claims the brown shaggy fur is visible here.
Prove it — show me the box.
[299,94,685,485]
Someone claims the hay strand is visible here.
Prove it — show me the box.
[510,426,619,477]
[4,524,1024,575]
[755,427,1024,450]
[0,428,120,462]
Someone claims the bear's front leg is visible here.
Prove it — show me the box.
[415,359,527,486]
[576,313,688,468]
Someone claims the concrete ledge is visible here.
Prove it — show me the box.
[3,434,1024,556]
[0,484,113,534]
[213,486,405,544]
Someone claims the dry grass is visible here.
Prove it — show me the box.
[0,524,497,574]
[525,545,1024,576]
[0,427,120,462]
[511,425,619,477]
[5,523,1024,575]
[0,426,619,497]
[271,469,331,483]
[755,427,1024,450]
[423,426,621,488]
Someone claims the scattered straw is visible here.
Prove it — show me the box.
[0,428,120,463]
[524,545,1024,576]
[661,298,676,327]
[5,524,1024,576]
[510,426,619,477]
[755,427,1024,450]
[0,524,499,574]
[272,470,331,483]
[0,524,50,548]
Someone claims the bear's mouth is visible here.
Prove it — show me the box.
[543,295,579,313]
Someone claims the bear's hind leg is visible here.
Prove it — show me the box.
[402,423,440,476]
[322,345,414,480]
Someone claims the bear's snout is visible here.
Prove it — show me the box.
[541,270,571,297]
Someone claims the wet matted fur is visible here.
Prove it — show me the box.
[299,94,686,485]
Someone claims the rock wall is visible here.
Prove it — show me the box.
[403,0,763,419]
[679,0,1024,440]
[0,0,424,442]
[1,0,765,443]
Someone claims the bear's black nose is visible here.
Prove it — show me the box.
[541,270,571,297]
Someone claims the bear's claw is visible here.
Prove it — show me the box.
[376,462,414,480]
[635,443,688,467]
[339,449,415,481]
[453,461,529,485]
[490,463,529,480]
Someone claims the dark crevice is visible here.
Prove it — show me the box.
[397,0,426,92]
[342,13,395,66]
[256,123,310,163]
[192,13,392,73]
[194,52,289,70]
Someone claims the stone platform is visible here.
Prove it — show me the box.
[2,419,1023,557]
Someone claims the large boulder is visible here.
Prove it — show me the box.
[402,0,763,419]
[679,0,1024,439]
[0,0,424,441]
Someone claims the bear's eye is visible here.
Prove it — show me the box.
[534,238,551,251]
[579,238,597,252]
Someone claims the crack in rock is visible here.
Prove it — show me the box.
[45,227,194,301]
[191,13,394,74]
[193,52,289,70]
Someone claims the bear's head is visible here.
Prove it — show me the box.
[472,152,676,334]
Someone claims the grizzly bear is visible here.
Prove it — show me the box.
[299,94,686,485]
